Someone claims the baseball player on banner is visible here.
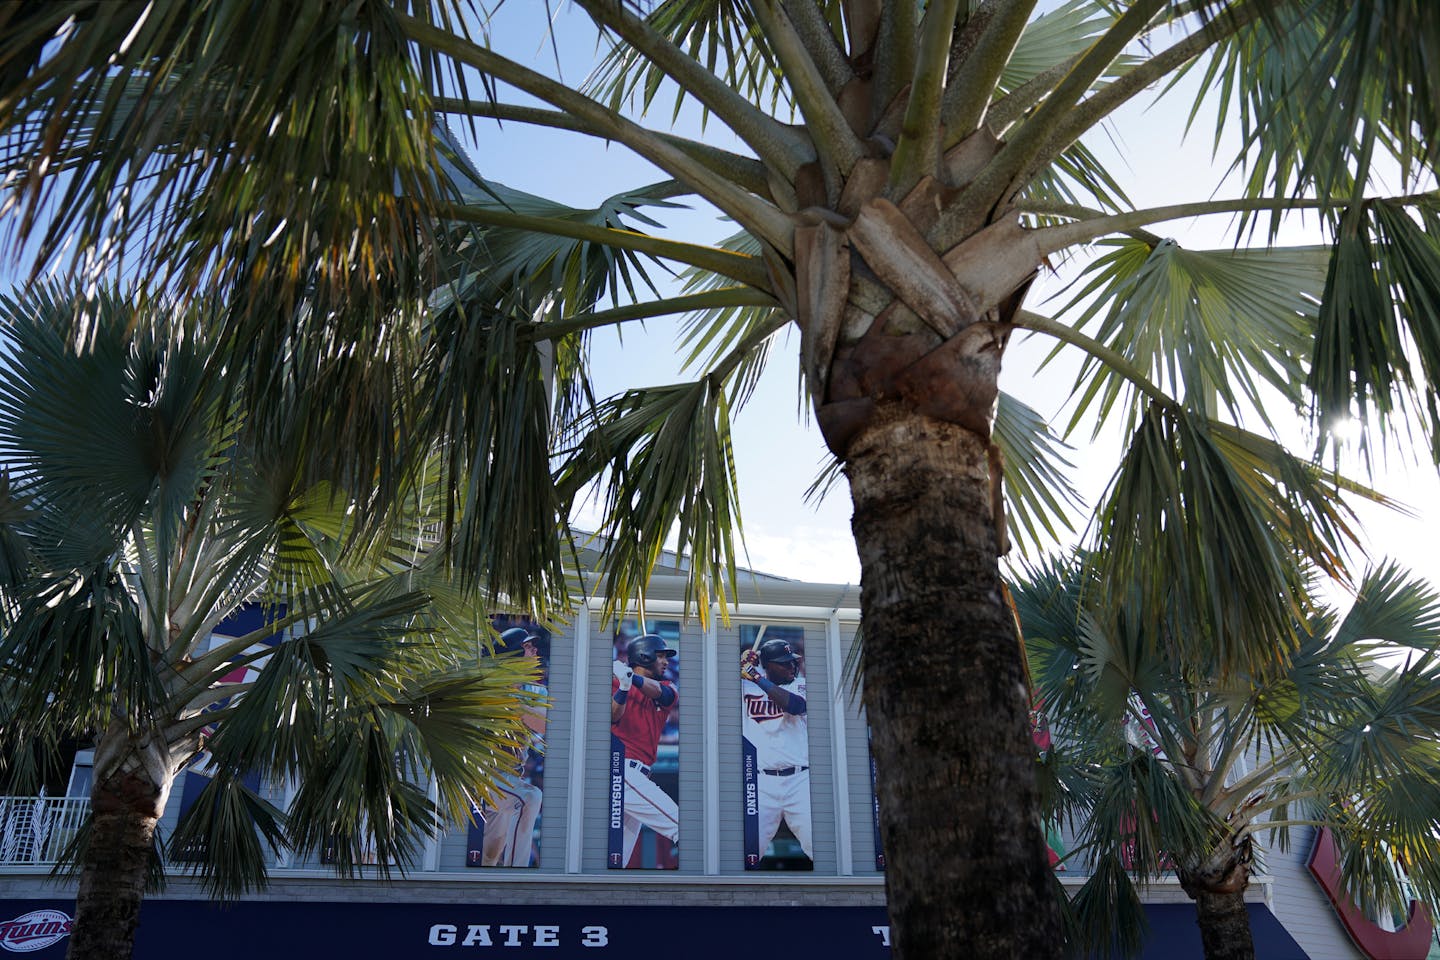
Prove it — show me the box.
[468,623,549,868]
[740,626,813,869]
[608,632,680,868]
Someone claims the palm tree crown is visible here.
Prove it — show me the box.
[1017,555,1440,960]
[0,287,541,960]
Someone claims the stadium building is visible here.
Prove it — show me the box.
[0,556,1426,959]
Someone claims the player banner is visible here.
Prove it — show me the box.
[175,604,279,863]
[467,616,550,868]
[739,624,813,870]
[606,619,681,869]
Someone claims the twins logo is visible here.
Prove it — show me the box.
[0,910,72,953]
[743,694,785,723]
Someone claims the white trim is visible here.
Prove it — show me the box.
[704,607,720,875]
[1053,873,1275,889]
[826,612,853,875]
[423,776,441,872]
[251,867,888,887]
[565,607,592,874]
[599,599,860,621]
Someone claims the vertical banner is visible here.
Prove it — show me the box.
[606,619,681,869]
[739,624,813,870]
[867,730,885,871]
[467,617,550,868]
[176,603,279,863]
[1029,700,1068,871]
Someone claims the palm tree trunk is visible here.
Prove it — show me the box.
[1192,889,1255,960]
[67,727,176,960]
[846,402,1061,959]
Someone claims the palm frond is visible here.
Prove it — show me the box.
[1021,140,1133,224]
[1330,562,1440,656]
[995,392,1082,555]
[0,469,34,590]
[1091,404,1359,677]
[1309,197,1440,460]
[167,773,289,897]
[0,0,463,318]
[1058,239,1327,435]
[1064,853,1151,959]
[200,588,436,779]
[583,0,794,121]
[555,377,741,623]
[1196,2,1439,217]
[999,0,1122,94]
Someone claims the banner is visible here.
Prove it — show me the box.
[466,617,550,868]
[739,624,812,870]
[0,898,1310,960]
[868,731,885,871]
[606,619,681,869]
[173,604,278,863]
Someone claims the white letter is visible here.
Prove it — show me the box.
[581,926,609,947]
[871,926,891,946]
[533,926,559,947]
[462,925,493,947]
[499,925,528,947]
[429,925,457,946]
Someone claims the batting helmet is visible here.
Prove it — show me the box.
[498,626,538,650]
[759,639,800,665]
[626,633,677,668]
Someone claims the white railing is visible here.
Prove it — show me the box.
[0,797,88,866]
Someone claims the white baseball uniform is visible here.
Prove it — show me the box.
[742,674,812,858]
[482,677,547,866]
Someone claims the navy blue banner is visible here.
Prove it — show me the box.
[868,746,885,871]
[0,899,1311,959]
[741,737,760,868]
[465,803,486,867]
[606,735,625,869]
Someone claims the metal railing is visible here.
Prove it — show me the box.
[0,797,88,866]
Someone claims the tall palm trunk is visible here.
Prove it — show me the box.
[1180,849,1255,960]
[68,722,181,960]
[1192,889,1255,960]
[846,402,1061,959]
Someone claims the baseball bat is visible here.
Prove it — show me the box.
[749,624,768,652]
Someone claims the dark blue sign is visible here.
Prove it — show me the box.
[0,899,1310,959]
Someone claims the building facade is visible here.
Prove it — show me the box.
[0,569,1426,958]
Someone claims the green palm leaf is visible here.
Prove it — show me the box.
[584,0,794,119]
[1000,0,1121,93]
[995,392,1082,554]
[0,0,461,318]
[1092,404,1361,677]
[1060,238,1327,434]
[1310,197,1440,456]
[556,377,741,621]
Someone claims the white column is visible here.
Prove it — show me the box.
[423,775,441,872]
[565,602,593,874]
[704,607,720,875]
[826,612,853,875]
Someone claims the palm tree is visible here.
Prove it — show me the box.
[0,287,541,960]
[1015,555,1440,960]
[3,3,1439,956]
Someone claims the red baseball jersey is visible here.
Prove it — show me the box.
[611,677,676,765]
